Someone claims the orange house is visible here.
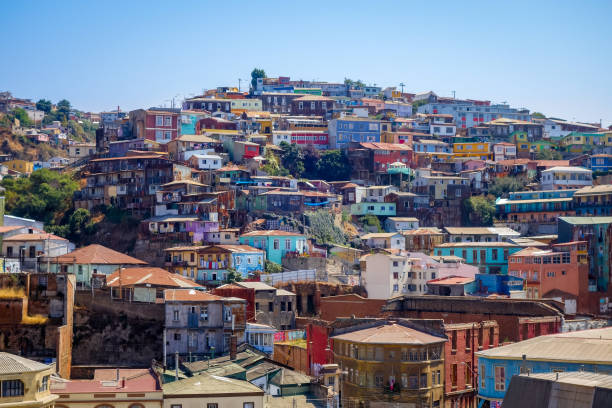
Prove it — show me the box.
[508,242,589,313]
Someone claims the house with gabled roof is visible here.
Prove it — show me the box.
[45,244,147,289]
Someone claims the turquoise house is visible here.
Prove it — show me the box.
[476,328,612,406]
[180,111,207,135]
[433,242,521,274]
[239,230,307,264]
[350,202,396,216]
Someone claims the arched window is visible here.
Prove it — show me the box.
[94,405,115,408]
[129,404,145,408]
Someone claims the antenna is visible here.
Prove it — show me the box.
[452,90,456,99]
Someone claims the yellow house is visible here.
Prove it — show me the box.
[164,245,205,277]
[0,352,58,408]
[4,159,34,174]
[452,142,491,160]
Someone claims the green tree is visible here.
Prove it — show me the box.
[531,112,546,119]
[250,68,266,90]
[463,196,495,226]
[359,214,382,233]
[261,148,289,176]
[68,208,96,241]
[224,267,243,283]
[536,149,562,160]
[12,108,33,127]
[279,142,304,177]
[36,99,52,113]
[265,260,282,274]
[488,176,529,198]
[316,150,351,181]
[1,169,79,225]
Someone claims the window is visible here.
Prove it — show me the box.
[451,364,457,387]
[268,302,274,312]
[207,404,219,408]
[200,306,208,320]
[173,310,179,321]
[375,375,384,387]
[156,115,163,126]
[408,375,418,389]
[171,405,182,408]
[273,239,280,250]
[481,364,486,388]
[38,375,49,392]
[285,239,291,250]
[165,131,172,140]
[494,366,506,391]
[174,333,181,341]
[420,373,427,388]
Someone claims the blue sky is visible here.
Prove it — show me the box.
[2,0,611,125]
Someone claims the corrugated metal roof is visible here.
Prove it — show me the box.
[477,327,612,363]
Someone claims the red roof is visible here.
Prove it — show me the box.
[106,267,202,288]
[51,368,161,394]
[53,244,147,265]
[360,142,413,151]
[164,289,224,302]
[427,275,475,285]
[4,232,67,242]
[0,226,26,234]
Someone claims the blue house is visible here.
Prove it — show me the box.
[476,327,612,406]
[329,118,389,149]
[222,244,265,279]
[590,154,612,172]
[433,242,521,274]
[239,230,307,264]
[474,274,524,296]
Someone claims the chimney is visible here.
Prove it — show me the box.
[116,368,119,382]
[230,335,237,361]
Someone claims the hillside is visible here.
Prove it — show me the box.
[0,129,68,161]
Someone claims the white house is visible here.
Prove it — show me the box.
[541,166,592,190]
[493,142,517,161]
[189,154,223,170]
[2,229,74,271]
[364,185,397,203]
[384,217,419,232]
[360,232,405,250]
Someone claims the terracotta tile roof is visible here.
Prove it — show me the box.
[164,289,225,302]
[0,225,26,234]
[332,323,446,345]
[360,142,413,151]
[53,244,146,265]
[427,276,475,285]
[294,94,334,102]
[106,267,202,288]
[51,368,161,394]
[4,232,67,242]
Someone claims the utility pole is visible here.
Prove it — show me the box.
[452,90,456,99]
[238,78,242,92]
[399,83,405,94]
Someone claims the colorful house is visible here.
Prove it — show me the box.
[573,185,612,216]
[476,328,612,405]
[165,244,264,284]
[350,202,396,217]
[452,142,491,160]
[239,230,308,264]
[4,159,34,175]
[508,243,589,312]
[590,154,612,172]
[495,190,577,224]
[433,242,522,274]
